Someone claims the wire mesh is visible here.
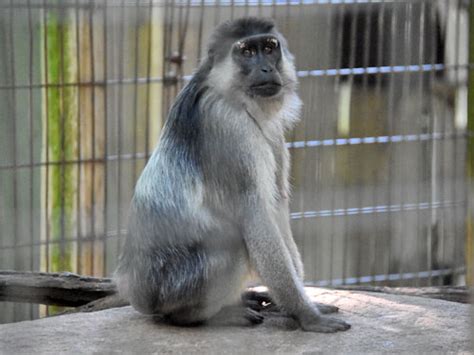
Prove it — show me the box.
[0,0,469,323]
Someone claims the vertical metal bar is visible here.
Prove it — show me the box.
[102,0,109,276]
[8,0,19,321]
[177,0,191,91]
[437,1,448,287]
[333,2,345,284]
[340,1,359,283]
[8,0,18,266]
[27,0,36,320]
[8,0,19,268]
[385,1,398,285]
[196,0,205,66]
[58,0,67,272]
[321,2,335,284]
[398,1,413,284]
[449,0,461,284]
[214,0,221,26]
[293,0,308,279]
[284,0,290,36]
[165,1,175,112]
[42,0,51,281]
[320,4,341,285]
[132,0,140,187]
[436,0,446,283]
[427,1,439,286]
[176,0,183,90]
[74,0,82,274]
[116,0,126,254]
[416,0,426,286]
[466,0,474,287]
[340,1,353,283]
[41,0,51,317]
[88,0,97,274]
[360,0,374,284]
[162,1,169,124]
[371,0,385,285]
[346,2,359,283]
[164,0,172,121]
[144,0,153,159]
[462,2,471,286]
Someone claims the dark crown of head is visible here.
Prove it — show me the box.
[207,17,276,61]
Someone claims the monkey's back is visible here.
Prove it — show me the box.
[115,73,253,317]
[116,149,249,315]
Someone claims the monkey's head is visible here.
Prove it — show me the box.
[206,17,297,101]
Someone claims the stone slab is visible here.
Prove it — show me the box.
[0,288,471,354]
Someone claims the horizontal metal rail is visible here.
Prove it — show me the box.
[0,131,464,170]
[306,267,466,286]
[0,0,419,10]
[0,199,463,248]
[297,63,446,77]
[0,229,128,251]
[1,63,465,90]
[286,132,466,149]
[290,200,463,219]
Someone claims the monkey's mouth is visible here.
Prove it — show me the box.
[250,82,282,97]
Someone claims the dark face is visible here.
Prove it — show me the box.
[231,34,283,98]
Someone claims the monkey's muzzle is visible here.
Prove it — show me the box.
[250,82,282,97]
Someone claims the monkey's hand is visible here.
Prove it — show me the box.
[297,310,351,333]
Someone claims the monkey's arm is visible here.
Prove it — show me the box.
[276,199,304,280]
[242,200,311,314]
[242,197,350,332]
[273,142,304,280]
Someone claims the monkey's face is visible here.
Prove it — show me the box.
[232,34,283,98]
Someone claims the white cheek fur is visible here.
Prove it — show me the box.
[207,56,236,94]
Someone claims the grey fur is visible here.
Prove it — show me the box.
[115,17,350,332]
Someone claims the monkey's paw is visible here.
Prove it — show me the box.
[313,302,339,314]
[245,308,265,325]
[299,315,351,333]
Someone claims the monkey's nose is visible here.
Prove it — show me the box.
[261,66,273,73]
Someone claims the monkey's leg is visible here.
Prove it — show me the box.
[165,274,264,327]
[164,240,259,328]
[242,290,339,314]
[164,304,263,327]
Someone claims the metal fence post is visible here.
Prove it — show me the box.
[466,0,474,287]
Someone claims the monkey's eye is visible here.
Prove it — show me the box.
[267,38,279,48]
[263,46,273,55]
[242,48,255,57]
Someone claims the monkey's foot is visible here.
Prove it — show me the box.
[208,305,264,327]
[299,314,351,333]
[313,302,339,314]
[244,308,265,325]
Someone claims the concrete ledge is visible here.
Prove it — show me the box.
[0,288,471,354]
